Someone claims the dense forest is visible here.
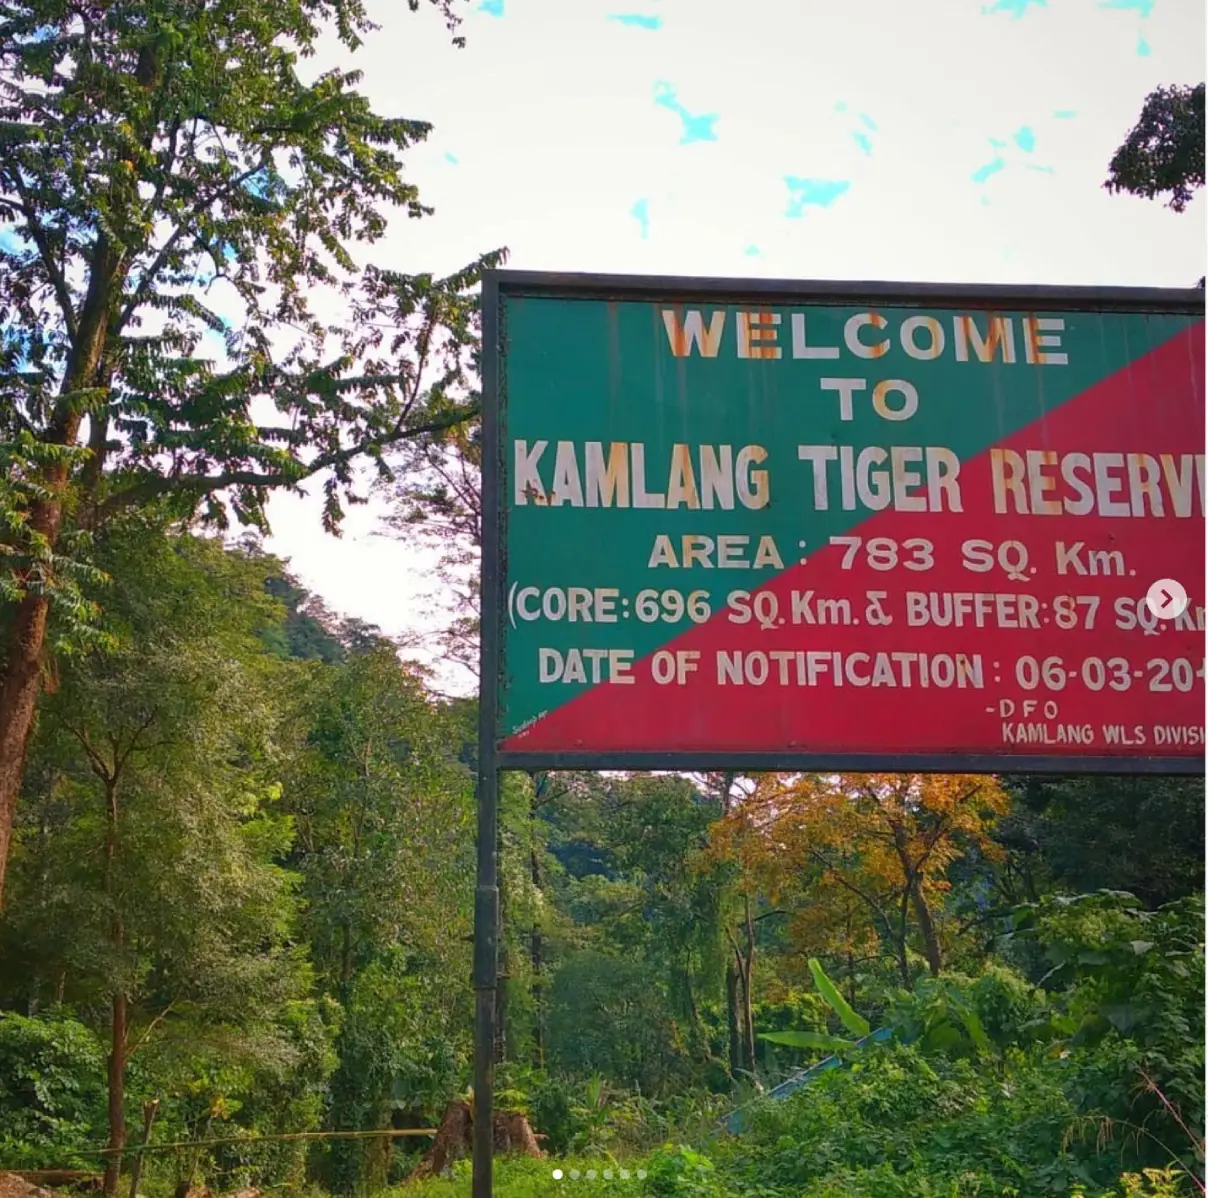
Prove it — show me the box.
[0,515,1203,1196]
[0,0,1204,1194]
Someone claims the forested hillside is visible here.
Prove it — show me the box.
[0,519,1202,1197]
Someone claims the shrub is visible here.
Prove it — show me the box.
[0,1011,107,1169]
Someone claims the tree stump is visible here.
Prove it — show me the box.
[403,1101,542,1183]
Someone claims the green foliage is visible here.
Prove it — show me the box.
[643,1144,721,1197]
[808,957,870,1038]
[0,1011,106,1168]
[0,0,500,534]
[729,1042,1152,1194]
[1105,83,1205,212]
[1007,891,1205,1172]
[882,975,993,1059]
[0,0,505,914]
[0,432,114,656]
[545,951,697,1097]
[1002,775,1205,907]
[758,1030,857,1053]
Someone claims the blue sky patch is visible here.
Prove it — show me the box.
[444,152,460,165]
[1053,109,1077,119]
[631,198,651,239]
[835,105,878,154]
[981,0,1046,14]
[743,244,761,257]
[784,177,850,218]
[972,156,1006,184]
[1,325,34,369]
[0,227,25,252]
[479,0,504,15]
[974,124,1054,183]
[653,81,718,144]
[1136,30,1151,53]
[609,12,662,29]
[1099,0,1154,14]
[243,168,274,201]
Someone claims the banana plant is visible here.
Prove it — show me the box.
[760,959,993,1060]
[758,958,870,1054]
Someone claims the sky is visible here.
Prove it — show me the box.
[260,0,1206,687]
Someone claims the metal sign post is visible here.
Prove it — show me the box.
[470,270,1206,1196]
[473,273,502,1198]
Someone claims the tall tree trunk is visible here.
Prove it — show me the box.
[741,894,757,1075]
[911,886,944,976]
[102,772,126,1198]
[845,913,857,1009]
[0,230,124,910]
[339,921,353,1004]
[725,959,742,1078]
[896,889,912,986]
[529,841,543,1069]
[679,960,706,1059]
[104,992,127,1198]
[0,596,52,909]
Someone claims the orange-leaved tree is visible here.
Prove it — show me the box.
[707,773,1009,989]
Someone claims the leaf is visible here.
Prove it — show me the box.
[808,958,871,1037]
[1103,1004,1141,1033]
[949,997,993,1055]
[757,1030,857,1052]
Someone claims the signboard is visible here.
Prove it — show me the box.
[480,272,1206,773]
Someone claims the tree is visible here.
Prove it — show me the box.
[279,643,476,1192]
[1000,774,1204,909]
[283,643,474,1002]
[539,773,730,1093]
[381,406,483,685]
[0,519,310,1198]
[0,0,504,906]
[1105,83,1205,213]
[709,774,1009,987]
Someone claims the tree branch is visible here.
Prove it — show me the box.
[116,152,267,334]
[7,175,78,339]
[126,1002,176,1059]
[805,846,898,945]
[96,410,477,521]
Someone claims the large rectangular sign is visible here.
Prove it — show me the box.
[481,273,1206,773]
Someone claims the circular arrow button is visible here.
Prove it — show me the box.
[1145,578,1189,620]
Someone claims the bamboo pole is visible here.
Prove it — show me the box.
[88,1128,438,1158]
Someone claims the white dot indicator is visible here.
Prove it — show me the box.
[551,1168,563,1180]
